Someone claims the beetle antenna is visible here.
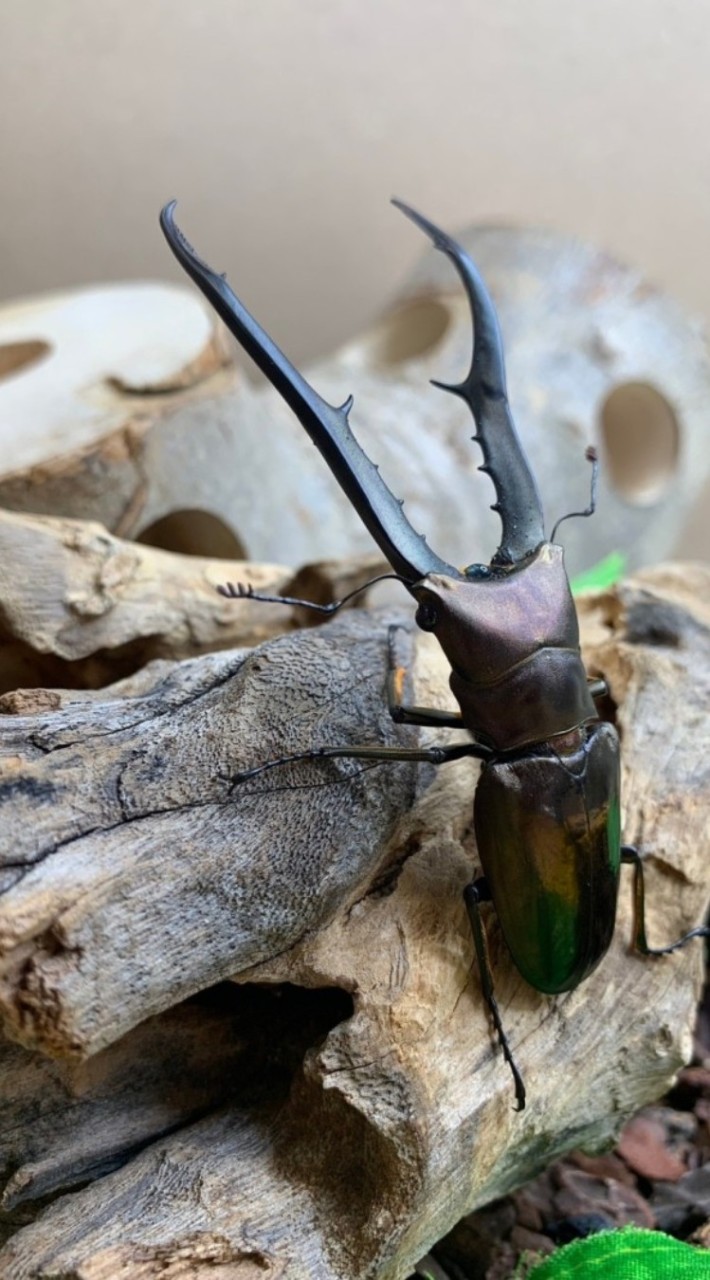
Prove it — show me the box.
[550,447,599,544]
[218,571,416,615]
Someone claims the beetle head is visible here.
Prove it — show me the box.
[411,543,580,688]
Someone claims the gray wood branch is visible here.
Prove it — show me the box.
[0,612,420,1058]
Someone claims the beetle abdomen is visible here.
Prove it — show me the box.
[474,722,621,994]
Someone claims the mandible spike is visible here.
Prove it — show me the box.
[393,199,545,567]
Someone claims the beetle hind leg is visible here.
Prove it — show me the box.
[622,846,710,956]
[464,878,526,1111]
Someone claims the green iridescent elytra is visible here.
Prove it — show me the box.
[475,723,621,993]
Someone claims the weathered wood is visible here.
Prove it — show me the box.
[0,564,708,1278]
[0,981,344,1221]
[0,507,386,694]
[0,612,420,1057]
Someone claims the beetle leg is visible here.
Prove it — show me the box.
[232,740,490,786]
[218,572,411,615]
[464,878,526,1111]
[587,676,608,699]
[622,846,710,955]
[387,625,465,729]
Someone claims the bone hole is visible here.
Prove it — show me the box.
[600,381,680,504]
[372,298,451,366]
[136,510,248,559]
[0,340,52,382]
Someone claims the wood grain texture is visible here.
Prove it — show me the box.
[0,611,420,1058]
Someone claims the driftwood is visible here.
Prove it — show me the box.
[2,229,710,577]
[0,611,420,1056]
[0,507,387,695]
[0,549,708,1278]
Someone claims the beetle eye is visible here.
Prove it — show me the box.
[416,601,439,632]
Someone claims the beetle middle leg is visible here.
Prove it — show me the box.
[464,877,526,1111]
[622,845,710,956]
[230,622,490,785]
[232,739,489,785]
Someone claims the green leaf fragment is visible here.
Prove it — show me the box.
[571,551,627,596]
[525,1226,710,1279]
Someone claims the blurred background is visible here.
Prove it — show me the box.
[1,0,708,565]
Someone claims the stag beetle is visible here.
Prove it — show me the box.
[161,199,709,1109]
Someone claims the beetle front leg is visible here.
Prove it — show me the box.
[387,625,467,729]
[622,846,710,955]
[463,878,526,1111]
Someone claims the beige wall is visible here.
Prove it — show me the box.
[3,0,710,364]
[2,0,710,556]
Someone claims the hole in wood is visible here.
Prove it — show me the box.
[600,381,680,505]
[0,635,170,697]
[136,510,247,560]
[0,980,355,1209]
[192,980,354,1093]
[0,340,51,383]
[370,297,451,366]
